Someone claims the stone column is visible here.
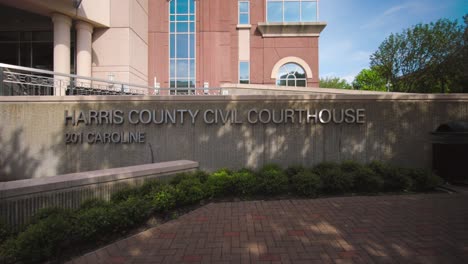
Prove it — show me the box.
[75,21,93,86]
[52,13,72,96]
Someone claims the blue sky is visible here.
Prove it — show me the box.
[319,0,467,82]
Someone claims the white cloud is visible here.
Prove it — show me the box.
[360,1,422,29]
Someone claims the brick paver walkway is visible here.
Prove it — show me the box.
[69,193,468,264]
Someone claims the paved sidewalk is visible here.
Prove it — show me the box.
[69,193,468,264]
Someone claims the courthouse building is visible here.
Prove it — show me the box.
[0,0,326,90]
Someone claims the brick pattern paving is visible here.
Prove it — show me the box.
[69,193,468,264]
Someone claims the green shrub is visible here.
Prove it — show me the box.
[192,170,210,183]
[29,207,73,225]
[231,170,257,196]
[74,203,113,242]
[406,169,443,192]
[205,169,233,197]
[291,169,321,197]
[284,165,306,181]
[175,177,206,205]
[79,198,109,210]
[1,212,75,263]
[109,197,152,233]
[110,186,140,203]
[352,167,384,193]
[139,180,163,198]
[0,221,11,245]
[318,167,353,194]
[368,161,412,192]
[256,164,289,195]
[151,184,177,212]
[341,160,364,173]
[313,162,340,175]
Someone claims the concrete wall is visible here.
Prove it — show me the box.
[0,94,467,181]
[92,0,148,85]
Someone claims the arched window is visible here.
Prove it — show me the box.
[276,63,307,87]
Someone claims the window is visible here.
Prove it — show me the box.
[276,63,307,87]
[169,0,196,90]
[239,61,250,84]
[239,1,250,25]
[266,0,318,22]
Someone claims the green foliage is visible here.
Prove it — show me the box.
[368,161,412,191]
[110,197,152,232]
[319,76,352,89]
[151,184,177,212]
[370,17,467,93]
[205,169,233,197]
[0,221,11,245]
[352,67,387,91]
[256,164,289,195]
[320,167,354,194]
[110,186,140,203]
[0,212,75,263]
[175,177,206,205]
[352,167,384,193]
[291,169,321,197]
[231,170,257,196]
[284,165,306,180]
[74,203,113,242]
[405,169,443,192]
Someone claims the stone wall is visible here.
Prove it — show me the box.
[0,94,467,181]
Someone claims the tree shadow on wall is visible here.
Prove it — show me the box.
[0,128,42,182]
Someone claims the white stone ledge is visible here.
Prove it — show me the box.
[0,160,198,199]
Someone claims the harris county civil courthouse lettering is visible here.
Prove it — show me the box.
[0,0,326,90]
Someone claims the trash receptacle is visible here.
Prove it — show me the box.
[432,122,468,184]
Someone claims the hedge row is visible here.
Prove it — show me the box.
[0,161,442,263]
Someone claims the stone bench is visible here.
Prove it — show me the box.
[0,160,198,229]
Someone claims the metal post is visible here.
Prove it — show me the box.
[0,66,3,96]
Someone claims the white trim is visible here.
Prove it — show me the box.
[270,56,313,79]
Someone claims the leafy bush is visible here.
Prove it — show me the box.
[406,169,443,192]
[205,169,233,197]
[79,199,109,210]
[110,186,140,203]
[74,203,113,242]
[313,162,340,175]
[0,221,11,244]
[318,166,354,194]
[28,207,73,225]
[231,170,257,196]
[284,165,306,181]
[139,180,163,198]
[368,161,412,191]
[0,212,75,263]
[341,160,364,172]
[175,177,206,205]
[352,167,384,193]
[291,169,321,197]
[151,184,177,212]
[256,164,289,195]
[109,197,152,233]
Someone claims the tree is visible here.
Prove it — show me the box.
[319,77,352,89]
[352,67,387,91]
[370,17,467,93]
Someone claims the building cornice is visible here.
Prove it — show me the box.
[257,22,327,37]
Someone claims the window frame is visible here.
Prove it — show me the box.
[276,62,307,87]
[266,0,319,23]
[238,1,250,25]
[168,0,197,91]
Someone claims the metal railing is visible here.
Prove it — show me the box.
[0,63,223,96]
